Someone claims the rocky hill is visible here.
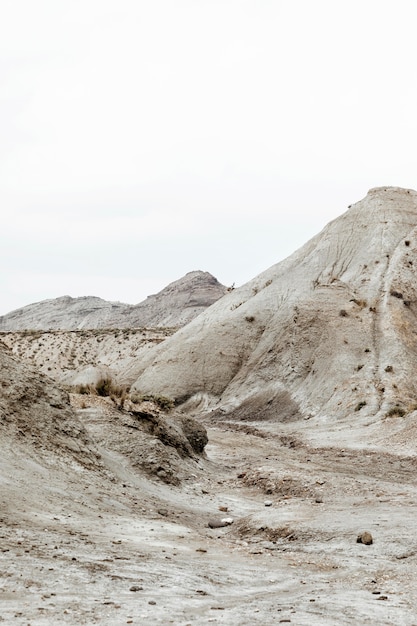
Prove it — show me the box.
[0,271,227,331]
[131,187,417,430]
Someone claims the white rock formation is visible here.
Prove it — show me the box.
[131,187,417,423]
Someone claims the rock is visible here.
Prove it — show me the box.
[264,500,273,507]
[208,517,234,528]
[129,585,143,592]
[357,531,373,545]
[218,506,228,512]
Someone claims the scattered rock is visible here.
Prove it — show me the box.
[129,586,143,592]
[264,500,273,507]
[357,531,373,545]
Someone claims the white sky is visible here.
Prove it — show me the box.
[1,0,417,315]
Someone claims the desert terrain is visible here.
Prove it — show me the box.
[3,188,417,625]
[2,392,417,625]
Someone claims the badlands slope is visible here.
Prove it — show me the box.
[132,187,417,431]
[0,270,227,331]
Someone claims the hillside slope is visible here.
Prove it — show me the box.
[131,187,417,426]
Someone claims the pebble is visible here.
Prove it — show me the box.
[129,586,143,592]
[208,517,234,528]
[264,500,273,507]
[357,531,373,545]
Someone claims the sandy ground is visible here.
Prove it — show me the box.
[2,405,417,625]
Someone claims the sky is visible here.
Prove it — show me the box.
[1,0,417,315]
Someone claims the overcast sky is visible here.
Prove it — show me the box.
[1,1,417,315]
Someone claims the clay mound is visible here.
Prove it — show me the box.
[0,343,98,466]
[0,271,227,331]
[131,187,417,425]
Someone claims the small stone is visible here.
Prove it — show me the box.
[208,517,234,528]
[264,500,273,507]
[219,506,228,512]
[157,509,168,517]
[129,586,143,592]
[376,596,388,601]
[148,600,156,605]
[357,531,373,545]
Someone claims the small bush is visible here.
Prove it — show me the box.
[390,290,403,300]
[130,393,174,411]
[355,401,367,412]
[339,309,348,317]
[142,394,174,411]
[351,298,367,308]
[385,406,406,418]
[245,315,255,323]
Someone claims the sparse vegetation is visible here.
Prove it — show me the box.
[245,315,255,323]
[355,401,367,411]
[385,406,406,418]
[390,290,404,299]
[131,393,174,411]
[351,298,367,308]
[339,309,348,317]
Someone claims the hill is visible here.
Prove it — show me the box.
[131,187,417,431]
[0,271,227,331]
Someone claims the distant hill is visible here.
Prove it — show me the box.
[0,271,228,331]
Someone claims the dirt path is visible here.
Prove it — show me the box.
[2,413,417,625]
